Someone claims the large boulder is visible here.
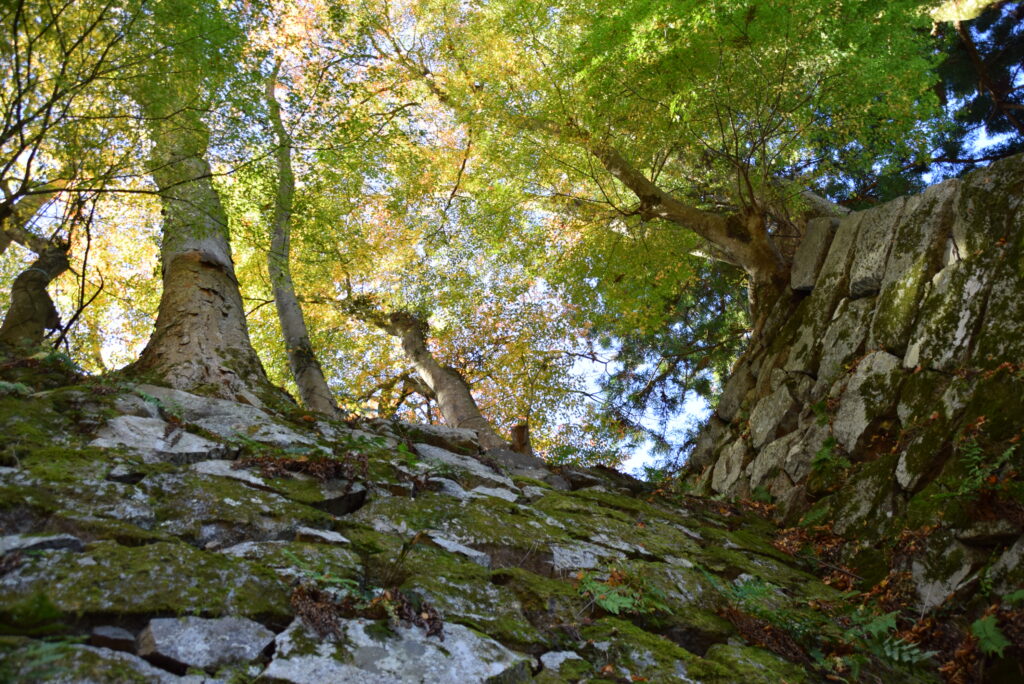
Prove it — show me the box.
[90,415,222,464]
[790,217,839,292]
[137,616,274,673]
[260,619,533,683]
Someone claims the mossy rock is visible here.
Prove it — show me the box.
[905,480,972,530]
[142,470,338,546]
[398,547,547,651]
[0,540,291,622]
[829,453,902,540]
[576,617,737,682]
[224,539,361,581]
[350,493,571,553]
[0,639,164,684]
[488,566,582,646]
[703,643,810,683]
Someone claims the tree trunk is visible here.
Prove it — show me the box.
[511,422,534,457]
[343,297,508,449]
[130,107,272,406]
[265,65,338,416]
[1,180,66,257]
[386,312,508,450]
[0,246,69,347]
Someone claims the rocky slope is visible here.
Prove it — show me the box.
[2,156,1022,683]
[0,352,956,683]
[689,154,1024,682]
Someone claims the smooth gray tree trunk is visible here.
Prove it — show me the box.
[384,311,508,450]
[0,246,69,347]
[131,103,272,406]
[341,297,507,449]
[265,65,337,416]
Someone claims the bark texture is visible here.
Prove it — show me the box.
[265,66,337,416]
[0,246,69,347]
[386,312,508,450]
[1,181,67,256]
[344,299,508,449]
[511,422,534,458]
[131,108,271,405]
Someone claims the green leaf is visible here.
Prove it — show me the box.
[594,590,636,615]
[971,616,1011,657]
[1003,589,1024,605]
[861,612,898,638]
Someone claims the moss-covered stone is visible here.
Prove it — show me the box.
[143,470,338,546]
[0,541,291,622]
[824,453,902,539]
[703,643,809,683]
[871,256,929,354]
[398,547,546,651]
[0,639,166,684]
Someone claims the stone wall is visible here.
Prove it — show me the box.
[692,153,1023,595]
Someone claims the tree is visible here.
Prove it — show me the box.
[819,2,1024,205]
[4,0,1008,466]
[340,296,508,449]
[1,0,144,230]
[264,60,338,415]
[0,245,69,347]
[375,0,945,331]
[122,1,274,404]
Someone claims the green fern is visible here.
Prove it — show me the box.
[971,616,1010,657]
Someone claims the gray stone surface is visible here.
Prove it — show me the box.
[748,385,795,449]
[746,432,798,491]
[710,439,747,494]
[136,384,315,449]
[791,217,839,291]
[429,476,473,500]
[550,540,618,572]
[903,258,990,371]
[817,211,865,298]
[716,362,754,424]
[832,351,903,453]
[90,415,222,464]
[879,179,958,292]
[911,538,975,613]
[486,447,551,481]
[113,393,161,419]
[0,533,83,555]
[192,459,266,487]
[428,533,492,568]
[49,645,215,683]
[294,526,349,545]
[137,616,274,671]
[106,463,145,485]
[689,415,731,470]
[391,421,481,454]
[310,481,368,516]
[89,625,136,653]
[261,618,532,683]
[848,197,905,298]
[812,298,875,397]
[989,536,1024,596]
[469,485,520,502]
[414,443,515,489]
[540,650,584,671]
[782,210,864,375]
[520,485,549,502]
[971,259,1024,366]
[951,153,1024,258]
[784,420,830,483]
